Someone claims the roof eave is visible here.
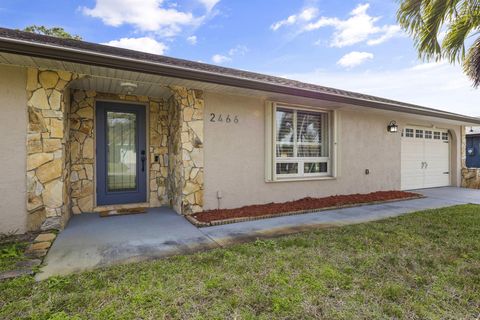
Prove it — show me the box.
[1,36,479,125]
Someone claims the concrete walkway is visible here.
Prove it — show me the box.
[37,208,218,280]
[37,187,479,279]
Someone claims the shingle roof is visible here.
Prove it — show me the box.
[0,27,478,124]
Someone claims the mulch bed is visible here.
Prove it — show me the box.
[192,191,422,224]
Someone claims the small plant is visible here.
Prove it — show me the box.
[0,243,22,259]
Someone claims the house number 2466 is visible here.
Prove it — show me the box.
[209,113,239,124]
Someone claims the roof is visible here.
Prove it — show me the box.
[0,27,479,124]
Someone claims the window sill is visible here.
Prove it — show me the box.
[266,176,337,183]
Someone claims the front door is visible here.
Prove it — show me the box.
[96,101,147,205]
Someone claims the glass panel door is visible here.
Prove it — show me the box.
[96,102,147,206]
[107,112,137,191]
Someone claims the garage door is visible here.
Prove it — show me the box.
[401,127,450,190]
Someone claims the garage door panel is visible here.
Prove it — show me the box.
[401,127,450,190]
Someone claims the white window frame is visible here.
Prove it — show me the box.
[268,103,333,180]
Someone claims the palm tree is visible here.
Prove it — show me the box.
[397,0,480,87]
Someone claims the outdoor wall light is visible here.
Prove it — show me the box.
[120,82,138,94]
[387,120,398,133]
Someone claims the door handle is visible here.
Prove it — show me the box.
[141,150,146,172]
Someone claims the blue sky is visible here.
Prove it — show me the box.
[0,0,478,115]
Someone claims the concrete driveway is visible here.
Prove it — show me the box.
[37,187,480,279]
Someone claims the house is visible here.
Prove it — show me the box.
[0,27,479,234]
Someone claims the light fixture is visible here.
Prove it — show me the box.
[120,82,138,94]
[387,120,398,133]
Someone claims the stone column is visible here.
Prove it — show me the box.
[167,86,204,214]
[26,68,77,230]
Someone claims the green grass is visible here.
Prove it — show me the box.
[0,241,28,273]
[1,205,480,319]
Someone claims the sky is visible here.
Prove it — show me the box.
[0,0,478,116]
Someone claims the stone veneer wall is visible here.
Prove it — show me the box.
[461,168,480,188]
[167,86,204,214]
[26,68,79,230]
[148,96,170,207]
[69,90,169,213]
[26,70,204,229]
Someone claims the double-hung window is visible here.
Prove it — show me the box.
[273,105,331,179]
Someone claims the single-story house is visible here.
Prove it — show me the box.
[0,27,479,234]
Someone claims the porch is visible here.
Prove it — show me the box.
[26,67,205,232]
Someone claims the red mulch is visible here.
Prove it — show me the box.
[193,191,421,223]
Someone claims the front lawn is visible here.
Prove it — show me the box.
[1,205,479,319]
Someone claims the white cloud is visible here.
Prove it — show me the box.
[228,45,248,56]
[307,3,402,47]
[276,3,403,47]
[187,35,198,45]
[198,0,220,11]
[212,54,231,64]
[337,51,373,68]
[103,37,168,54]
[271,7,318,31]
[212,45,248,65]
[82,0,216,37]
[367,25,402,45]
[283,62,479,116]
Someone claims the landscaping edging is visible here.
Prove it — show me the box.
[186,195,425,228]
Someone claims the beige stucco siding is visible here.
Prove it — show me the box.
[0,65,27,233]
[203,91,461,210]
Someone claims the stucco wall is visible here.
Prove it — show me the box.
[0,65,27,234]
[203,91,461,210]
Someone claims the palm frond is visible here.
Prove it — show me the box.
[397,0,480,88]
[443,14,476,62]
[464,37,480,87]
[397,0,427,33]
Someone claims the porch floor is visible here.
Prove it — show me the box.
[37,207,219,280]
[37,187,480,280]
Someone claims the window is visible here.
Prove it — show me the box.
[274,106,330,178]
[425,130,432,139]
[405,128,414,138]
[442,132,449,141]
[415,129,424,138]
[434,131,441,140]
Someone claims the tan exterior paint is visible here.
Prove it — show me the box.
[0,65,27,234]
[203,91,461,210]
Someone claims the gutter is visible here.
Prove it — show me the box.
[0,36,479,124]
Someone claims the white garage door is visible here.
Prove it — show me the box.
[401,127,450,190]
